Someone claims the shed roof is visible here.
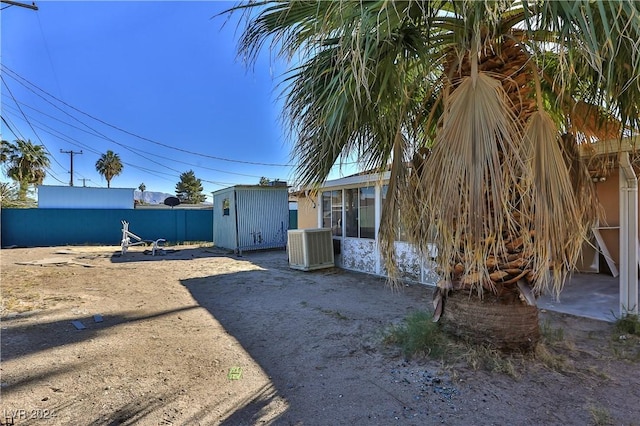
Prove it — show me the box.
[212,184,289,196]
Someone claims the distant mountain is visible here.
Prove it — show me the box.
[134,190,175,205]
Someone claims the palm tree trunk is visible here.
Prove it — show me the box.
[18,180,29,201]
[434,36,540,351]
[442,290,540,351]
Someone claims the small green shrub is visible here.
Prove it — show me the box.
[614,313,640,336]
[384,310,449,359]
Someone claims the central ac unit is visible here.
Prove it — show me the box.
[287,228,334,271]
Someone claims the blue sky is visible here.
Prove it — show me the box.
[1,1,354,198]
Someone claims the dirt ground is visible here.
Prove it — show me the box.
[1,245,639,426]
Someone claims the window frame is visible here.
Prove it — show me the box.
[222,198,230,216]
[321,190,343,236]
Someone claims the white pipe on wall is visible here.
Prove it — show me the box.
[619,152,638,315]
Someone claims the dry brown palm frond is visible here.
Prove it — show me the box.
[560,133,602,232]
[414,71,528,296]
[522,110,589,298]
[378,129,411,287]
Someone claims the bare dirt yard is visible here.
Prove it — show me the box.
[1,245,640,425]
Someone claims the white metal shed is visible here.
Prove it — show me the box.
[212,185,289,253]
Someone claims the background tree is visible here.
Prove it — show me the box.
[95,150,123,188]
[231,1,640,349]
[259,176,270,186]
[1,139,50,201]
[175,170,206,204]
[138,182,146,204]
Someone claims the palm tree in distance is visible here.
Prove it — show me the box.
[230,1,640,349]
[138,182,146,204]
[2,139,51,201]
[95,150,123,188]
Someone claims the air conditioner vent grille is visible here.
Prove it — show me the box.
[287,229,334,271]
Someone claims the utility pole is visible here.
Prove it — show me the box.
[80,178,89,187]
[60,149,82,186]
[0,1,38,11]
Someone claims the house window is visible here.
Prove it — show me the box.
[345,188,358,237]
[359,186,375,238]
[222,198,230,216]
[345,186,375,239]
[322,190,342,236]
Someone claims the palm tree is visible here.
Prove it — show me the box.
[1,140,11,163]
[231,1,640,349]
[2,139,51,201]
[95,150,123,188]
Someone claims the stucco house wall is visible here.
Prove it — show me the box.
[296,194,319,230]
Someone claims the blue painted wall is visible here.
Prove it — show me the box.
[1,208,213,247]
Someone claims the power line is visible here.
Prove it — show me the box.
[6,110,239,188]
[5,111,180,181]
[2,80,200,178]
[1,75,67,173]
[1,115,23,139]
[36,11,64,101]
[2,110,101,155]
[2,99,275,179]
[0,1,38,11]
[1,81,287,188]
[5,107,233,190]
[2,65,295,167]
[3,108,170,186]
[0,114,68,185]
[2,69,292,189]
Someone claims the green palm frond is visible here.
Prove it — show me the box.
[2,139,50,201]
[95,150,123,188]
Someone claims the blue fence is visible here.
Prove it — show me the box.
[1,208,213,247]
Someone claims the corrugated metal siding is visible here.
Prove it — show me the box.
[236,188,289,251]
[212,188,237,250]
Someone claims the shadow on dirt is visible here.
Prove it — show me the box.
[179,251,430,424]
[1,305,200,363]
[109,246,234,263]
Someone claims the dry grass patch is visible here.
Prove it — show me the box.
[588,404,613,426]
[1,287,42,314]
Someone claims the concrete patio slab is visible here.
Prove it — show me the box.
[538,273,621,322]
